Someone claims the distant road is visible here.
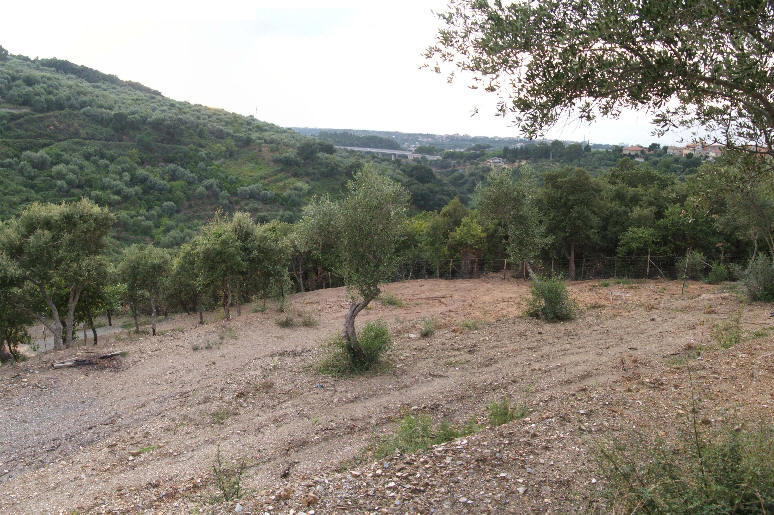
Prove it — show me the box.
[336,146,441,160]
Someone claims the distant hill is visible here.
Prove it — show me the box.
[0,51,457,250]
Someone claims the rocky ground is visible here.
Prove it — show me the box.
[1,277,772,514]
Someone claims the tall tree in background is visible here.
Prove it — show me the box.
[541,169,602,280]
[0,199,114,349]
[197,215,243,320]
[476,168,547,276]
[118,245,172,336]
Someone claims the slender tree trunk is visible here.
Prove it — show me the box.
[568,243,576,281]
[293,259,305,293]
[83,324,87,345]
[199,308,204,325]
[37,288,64,350]
[342,296,373,363]
[31,312,62,350]
[236,284,241,317]
[150,295,157,336]
[131,303,139,333]
[64,286,81,348]
[106,310,112,327]
[224,283,232,320]
[88,312,97,346]
[646,249,651,277]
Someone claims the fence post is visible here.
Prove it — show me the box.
[503,258,507,279]
[646,250,651,278]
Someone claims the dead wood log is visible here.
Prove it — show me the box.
[52,351,123,369]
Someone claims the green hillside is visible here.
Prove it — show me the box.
[0,52,456,250]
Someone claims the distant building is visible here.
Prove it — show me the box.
[622,145,645,155]
[486,157,505,166]
[665,142,725,159]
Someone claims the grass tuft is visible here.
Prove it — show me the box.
[368,413,480,460]
[485,397,529,426]
[419,317,436,338]
[377,292,405,307]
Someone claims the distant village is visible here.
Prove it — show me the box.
[622,142,724,159]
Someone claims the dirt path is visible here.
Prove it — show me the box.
[0,278,772,513]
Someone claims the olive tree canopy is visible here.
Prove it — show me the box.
[427,0,774,153]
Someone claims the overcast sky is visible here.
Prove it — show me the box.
[1,1,690,145]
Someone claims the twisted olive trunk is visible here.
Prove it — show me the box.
[342,292,377,362]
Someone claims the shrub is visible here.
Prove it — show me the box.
[316,320,392,376]
[596,424,774,514]
[706,262,729,284]
[276,315,296,328]
[486,397,529,426]
[356,320,392,370]
[527,275,576,321]
[743,255,774,301]
[419,317,436,338]
[677,250,707,280]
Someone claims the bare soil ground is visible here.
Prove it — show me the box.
[1,277,772,514]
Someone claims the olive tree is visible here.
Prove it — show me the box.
[168,240,207,324]
[476,168,547,277]
[197,215,243,320]
[0,199,114,349]
[0,253,33,362]
[118,245,172,335]
[427,0,774,153]
[302,166,409,363]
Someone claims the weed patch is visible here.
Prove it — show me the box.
[460,318,482,330]
[276,315,296,328]
[210,408,231,425]
[712,311,742,349]
[595,424,774,513]
[211,447,247,502]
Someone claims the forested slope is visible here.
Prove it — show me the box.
[0,52,456,250]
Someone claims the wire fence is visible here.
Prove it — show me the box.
[391,254,744,282]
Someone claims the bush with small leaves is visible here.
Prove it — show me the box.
[526,275,576,322]
[316,320,392,376]
[743,255,774,301]
[706,262,729,284]
[211,447,246,502]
